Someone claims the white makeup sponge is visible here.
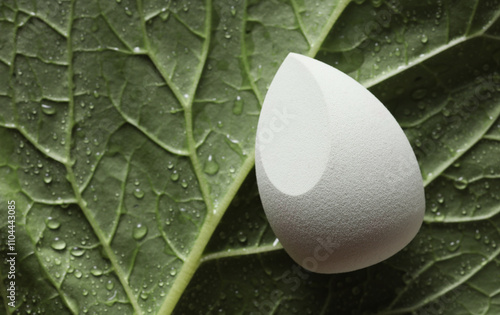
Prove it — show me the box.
[255,53,425,274]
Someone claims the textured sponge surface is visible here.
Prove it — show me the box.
[255,53,425,274]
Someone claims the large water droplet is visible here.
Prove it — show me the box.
[170,268,177,276]
[133,223,148,240]
[51,238,66,250]
[204,155,219,175]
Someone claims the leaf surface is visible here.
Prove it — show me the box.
[1,0,500,314]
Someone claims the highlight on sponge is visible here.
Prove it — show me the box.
[255,53,425,274]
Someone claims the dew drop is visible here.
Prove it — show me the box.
[51,238,66,250]
[133,223,148,240]
[43,174,53,184]
[74,270,83,278]
[203,155,219,175]
[475,230,481,240]
[90,268,103,277]
[170,171,179,182]
[170,268,177,276]
[133,188,145,199]
[237,231,247,243]
[420,34,428,44]
[447,240,460,252]
[411,88,427,100]
[41,103,56,115]
[181,180,188,188]
[230,6,236,16]
[70,247,85,257]
[46,217,61,230]
[436,194,444,204]
[430,203,438,213]
[454,177,468,190]
[106,280,114,291]
[232,96,244,115]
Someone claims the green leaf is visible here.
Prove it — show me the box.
[1,0,499,314]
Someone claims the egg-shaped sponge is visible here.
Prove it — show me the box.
[255,53,425,274]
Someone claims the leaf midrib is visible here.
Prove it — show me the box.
[156,0,352,314]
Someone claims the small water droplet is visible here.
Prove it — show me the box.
[170,171,179,182]
[181,180,188,188]
[133,223,148,240]
[133,188,144,199]
[436,194,444,203]
[411,88,427,100]
[420,34,428,44]
[43,173,53,184]
[46,217,61,230]
[430,203,438,213]
[475,230,482,240]
[41,103,56,115]
[70,247,85,257]
[170,268,177,276]
[90,267,103,277]
[232,95,244,115]
[447,240,460,252]
[204,155,219,175]
[237,231,247,243]
[74,270,82,278]
[230,6,236,16]
[51,238,66,250]
[106,280,114,290]
[454,177,468,190]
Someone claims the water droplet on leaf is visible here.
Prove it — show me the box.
[133,224,148,240]
[51,238,66,250]
[41,103,56,115]
[46,217,61,230]
[204,155,219,175]
[70,247,85,257]
[232,96,244,115]
[133,188,144,199]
